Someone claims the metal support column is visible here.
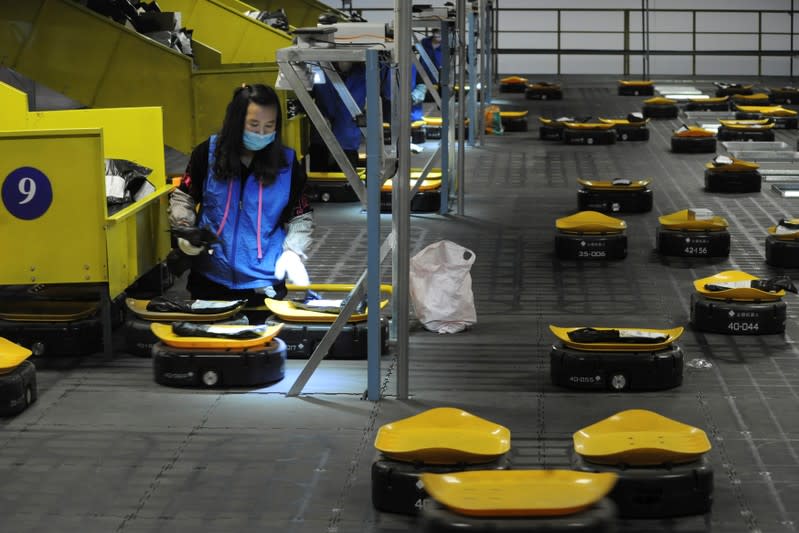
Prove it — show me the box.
[641,0,650,79]
[365,48,381,401]
[440,21,452,215]
[467,9,477,147]
[393,0,411,399]
[456,0,467,215]
[478,0,489,146]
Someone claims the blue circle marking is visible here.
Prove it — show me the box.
[2,167,53,220]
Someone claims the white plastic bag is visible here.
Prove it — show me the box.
[409,240,477,334]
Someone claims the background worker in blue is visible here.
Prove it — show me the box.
[168,83,313,304]
[419,28,443,82]
[308,61,366,172]
[382,62,427,125]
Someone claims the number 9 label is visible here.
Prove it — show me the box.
[2,167,53,220]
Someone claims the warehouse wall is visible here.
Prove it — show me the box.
[344,0,798,76]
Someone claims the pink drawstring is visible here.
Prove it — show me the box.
[215,179,234,236]
[256,182,264,259]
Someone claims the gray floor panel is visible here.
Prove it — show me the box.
[4,77,799,532]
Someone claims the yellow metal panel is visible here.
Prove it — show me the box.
[159,0,290,64]
[93,31,195,154]
[12,0,124,104]
[284,113,308,159]
[191,64,280,146]
[0,1,42,66]
[4,0,195,154]
[214,0,259,13]
[105,186,172,299]
[0,82,29,128]
[0,129,107,286]
[26,106,167,185]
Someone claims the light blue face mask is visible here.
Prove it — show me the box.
[243,130,276,151]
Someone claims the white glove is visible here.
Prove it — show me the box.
[411,83,427,105]
[274,250,310,286]
[177,237,205,256]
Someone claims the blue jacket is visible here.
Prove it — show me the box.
[420,36,443,79]
[196,135,294,289]
[313,64,366,151]
[381,64,424,122]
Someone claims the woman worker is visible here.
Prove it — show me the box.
[168,83,313,304]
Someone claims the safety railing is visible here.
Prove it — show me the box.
[491,7,797,77]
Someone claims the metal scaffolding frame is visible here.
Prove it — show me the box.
[276,0,488,400]
[276,44,391,399]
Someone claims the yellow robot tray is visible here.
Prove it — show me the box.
[659,209,728,231]
[125,298,246,322]
[555,211,626,234]
[500,110,529,118]
[598,117,649,126]
[735,105,797,116]
[732,93,770,102]
[423,116,469,127]
[265,298,388,323]
[381,177,441,192]
[719,119,774,130]
[693,271,784,301]
[690,95,728,104]
[673,126,714,138]
[500,75,528,85]
[577,178,650,190]
[0,337,32,373]
[0,300,98,322]
[704,157,759,173]
[150,322,283,349]
[539,116,568,126]
[421,470,617,517]
[307,169,366,182]
[573,409,712,466]
[643,96,677,105]
[618,79,653,86]
[562,122,615,130]
[549,325,684,352]
[375,407,511,464]
[768,220,799,240]
[528,81,560,89]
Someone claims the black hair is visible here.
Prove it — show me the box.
[212,83,286,184]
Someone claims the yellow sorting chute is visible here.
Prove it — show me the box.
[659,209,728,231]
[150,322,283,349]
[0,338,33,374]
[549,325,684,352]
[693,271,784,301]
[555,211,626,234]
[573,409,712,466]
[374,407,511,464]
[421,470,617,517]
[125,298,246,322]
